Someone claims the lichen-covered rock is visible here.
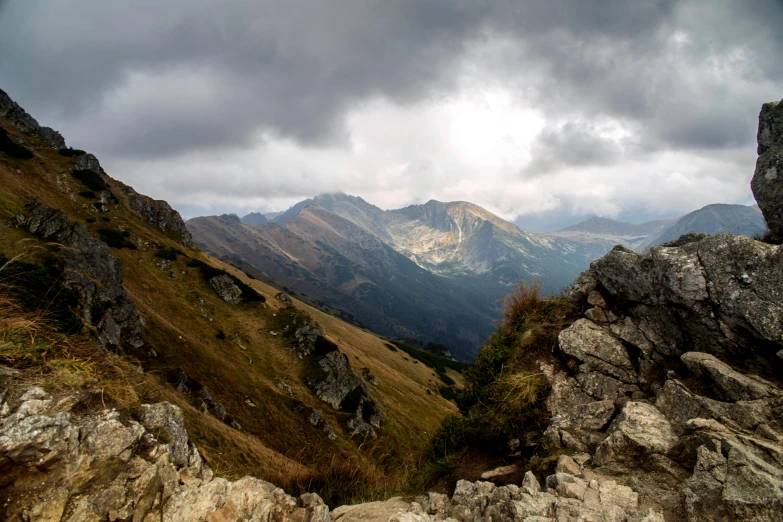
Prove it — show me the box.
[751,98,783,241]
[141,402,190,468]
[209,274,242,304]
[15,199,144,349]
[594,402,677,466]
[0,386,329,521]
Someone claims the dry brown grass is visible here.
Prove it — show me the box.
[0,120,461,505]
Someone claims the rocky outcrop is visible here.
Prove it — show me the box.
[120,182,196,248]
[335,472,662,522]
[314,350,382,438]
[0,386,328,521]
[14,199,144,349]
[751,98,783,241]
[535,235,783,519]
[209,274,243,304]
[0,88,66,148]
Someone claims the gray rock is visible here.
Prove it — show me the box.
[16,199,144,349]
[121,183,196,248]
[556,455,582,476]
[141,402,190,468]
[522,471,541,495]
[208,274,242,304]
[594,402,677,466]
[751,98,783,241]
[0,387,328,521]
[681,352,781,402]
[558,319,637,383]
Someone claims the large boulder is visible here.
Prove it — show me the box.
[593,402,677,466]
[208,274,242,304]
[751,98,783,241]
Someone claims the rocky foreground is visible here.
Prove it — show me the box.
[3,236,782,521]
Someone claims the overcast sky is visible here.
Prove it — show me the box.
[1,1,781,228]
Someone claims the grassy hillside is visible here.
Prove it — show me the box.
[0,110,458,506]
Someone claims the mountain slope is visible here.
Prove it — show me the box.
[0,88,457,502]
[645,203,766,247]
[189,195,614,358]
[188,207,500,358]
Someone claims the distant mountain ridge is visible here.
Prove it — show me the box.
[550,204,766,250]
[190,194,612,359]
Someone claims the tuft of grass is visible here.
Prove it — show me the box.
[0,253,82,333]
[428,280,575,459]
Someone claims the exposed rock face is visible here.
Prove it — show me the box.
[751,98,783,240]
[0,386,329,521]
[0,88,66,148]
[15,199,144,349]
[536,230,783,519]
[121,182,196,248]
[315,350,381,437]
[209,274,243,304]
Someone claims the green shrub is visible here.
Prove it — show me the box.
[58,147,86,157]
[154,247,183,261]
[97,228,136,249]
[71,169,109,192]
[79,190,96,199]
[428,280,575,458]
[0,128,34,160]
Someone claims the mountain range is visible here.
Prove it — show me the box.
[551,203,766,250]
[190,197,768,360]
[189,194,614,359]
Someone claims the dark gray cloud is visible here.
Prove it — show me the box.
[0,0,780,221]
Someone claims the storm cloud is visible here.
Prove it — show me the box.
[0,0,780,223]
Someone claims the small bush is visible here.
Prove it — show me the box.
[384,342,398,352]
[154,247,183,261]
[79,190,96,199]
[0,128,34,160]
[97,228,136,249]
[93,202,104,211]
[216,329,226,340]
[85,217,96,224]
[101,217,110,222]
[58,147,86,157]
[71,169,109,192]
[428,280,575,459]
